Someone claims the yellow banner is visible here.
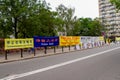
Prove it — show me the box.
[60,36,80,46]
[99,36,104,41]
[116,37,120,41]
[5,38,34,50]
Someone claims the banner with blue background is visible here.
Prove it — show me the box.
[34,36,59,47]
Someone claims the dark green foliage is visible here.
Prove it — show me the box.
[0,0,57,38]
[110,0,120,12]
[0,0,103,38]
[76,18,103,36]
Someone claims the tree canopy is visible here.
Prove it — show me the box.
[110,0,120,12]
[0,0,103,38]
[0,0,57,38]
[76,18,103,36]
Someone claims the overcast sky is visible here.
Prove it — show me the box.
[45,0,99,19]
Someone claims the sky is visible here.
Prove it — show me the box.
[45,0,99,19]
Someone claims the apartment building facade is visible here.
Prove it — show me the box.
[99,0,120,37]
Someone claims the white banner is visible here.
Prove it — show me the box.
[80,36,105,49]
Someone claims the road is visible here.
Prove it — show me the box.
[0,44,120,80]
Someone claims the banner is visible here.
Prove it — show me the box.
[34,36,59,47]
[116,37,120,41]
[80,36,105,48]
[60,36,80,46]
[80,36,92,49]
[81,36,91,43]
[5,38,34,50]
[99,36,104,41]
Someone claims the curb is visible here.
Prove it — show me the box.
[0,50,76,64]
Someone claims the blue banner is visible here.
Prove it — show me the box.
[34,36,59,47]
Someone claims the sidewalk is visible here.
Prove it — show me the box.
[0,43,115,64]
[0,47,75,63]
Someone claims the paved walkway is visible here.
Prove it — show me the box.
[0,43,115,64]
[0,47,75,63]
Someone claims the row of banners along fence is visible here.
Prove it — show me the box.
[1,36,120,60]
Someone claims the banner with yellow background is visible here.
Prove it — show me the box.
[60,36,80,46]
[99,36,104,41]
[116,37,120,41]
[5,38,34,50]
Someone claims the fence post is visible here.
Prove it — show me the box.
[74,45,76,50]
[69,46,70,51]
[62,46,64,53]
[44,47,47,54]
[34,48,36,56]
[54,46,56,53]
[21,49,23,58]
[5,50,8,60]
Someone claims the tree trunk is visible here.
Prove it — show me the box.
[14,18,18,38]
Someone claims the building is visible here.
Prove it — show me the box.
[99,0,120,37]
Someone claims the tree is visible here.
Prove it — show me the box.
[0,15,12,38]
[0,0,48,38]
[56,4,76,36]
[88,18,103,36]
[110,0,120,11]
[18,8,57,37]
[78,18,92,36]
[37,10,58,36]
[0,0,60,38]
[77,18,103,36]
[71,18,81,36]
